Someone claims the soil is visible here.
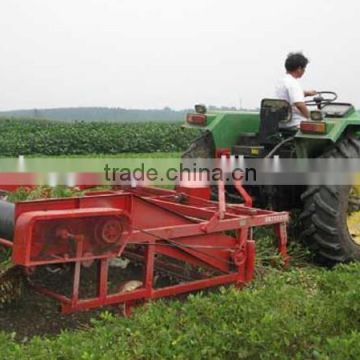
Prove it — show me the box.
[0,287,108,342]
[0,262,145,341]
[0,254,207,342]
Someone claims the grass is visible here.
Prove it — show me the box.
[1,259,360,359]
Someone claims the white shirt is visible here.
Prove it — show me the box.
[275,73,306,127]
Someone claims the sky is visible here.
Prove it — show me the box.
[0,0,359,110]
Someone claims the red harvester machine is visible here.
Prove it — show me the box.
[0,181,289,314]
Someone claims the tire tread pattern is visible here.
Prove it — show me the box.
[300,135,360,264]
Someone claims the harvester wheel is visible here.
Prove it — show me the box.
[300,135,360,264]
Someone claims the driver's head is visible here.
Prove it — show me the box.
[285,52,309,78]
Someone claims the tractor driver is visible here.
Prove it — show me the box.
[275,52,317,128]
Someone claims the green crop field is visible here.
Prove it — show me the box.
[1,118,360,359]
[0,118,200,156]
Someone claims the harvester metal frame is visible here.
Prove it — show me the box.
[0,182,288,314]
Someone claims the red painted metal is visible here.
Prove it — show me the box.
[12,207,131,266]
[245,240,255,282]
[234,178,253,208]
[215,149,231,158]
[0,238,13,248]
[3,184,289,314]
[0,173,37,191]
[175,186,211,201]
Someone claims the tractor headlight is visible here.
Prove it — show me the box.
[310,111,325,121]
[195,104,207,114]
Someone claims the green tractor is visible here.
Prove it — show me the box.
[182,92,360,264]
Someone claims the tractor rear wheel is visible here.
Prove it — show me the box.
[182,131,215,159]
[182,132,245,202]
[300,136,360,264]
[182,132,219,200]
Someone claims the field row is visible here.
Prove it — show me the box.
[0,118,200,156]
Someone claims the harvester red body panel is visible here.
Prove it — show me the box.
[0,184,289,314]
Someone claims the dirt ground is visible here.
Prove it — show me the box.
[0,288,108,341]
[0,263,145,341]
[0,251,207,342]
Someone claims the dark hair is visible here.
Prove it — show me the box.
[285,52,309,72]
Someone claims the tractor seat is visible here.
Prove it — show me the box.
[257,98,292,143]
[239,99,291,144]
[234,99,292,156]
[279,126,298,138]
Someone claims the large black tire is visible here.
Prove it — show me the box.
[300,136,360,264]
[0,199,15,240]
[182,132,221,200]
[182,132,248,203]
[182,131,215,159]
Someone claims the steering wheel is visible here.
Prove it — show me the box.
[305,91,338,109]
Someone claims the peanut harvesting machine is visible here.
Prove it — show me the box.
[0,181,288,314]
